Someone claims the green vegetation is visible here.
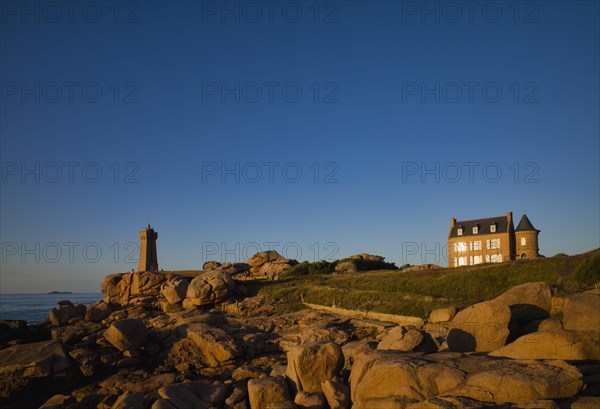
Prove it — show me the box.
[283,258,398,278]
[338,257,399,272]
[572,250,600,286]
[284,260,336,277]
[245,249,600,318]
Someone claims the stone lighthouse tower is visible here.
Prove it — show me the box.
[515,215,540,259]
[138,224,158,272]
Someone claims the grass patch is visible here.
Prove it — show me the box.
[572,250,600,286]
[245,249,600,318]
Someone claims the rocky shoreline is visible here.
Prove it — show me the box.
[1,254,599,409]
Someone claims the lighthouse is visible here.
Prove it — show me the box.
[138,224,158,272]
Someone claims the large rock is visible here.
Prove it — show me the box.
[160,277,189,304]
[101,271,166,306]
[377,327,437,353]
[349,351,466,405]
[0,320,28,344]
[445,359,583,404]
[248,250,284,267]
[247,376,293,409]
[104,318,148,351]
[186,270,236,306]
[490,330,600,360]
[429,306,457,324]
[321,378,350,409]
[85,300,113,322]
[494,282,551,322]
[156,381,228,409]
[349,253,385,262]
[286,341,344,394]
[49,301,86,326]
[111,391,145,409]
[179,322,239,367]
[203,261,222,270]
[101,273,124,304]
[563,293,600,331]
[341,339,375,368]
[221,262,251,275]
[39,394,76,409]
[566,397,600,409]
[517,317,562,336]
[404,396,496,408]
[258,259,296,276]
[335,261,358,273]
[447,299,511,352]
[294,391,326,409]
[131,271,166,297]
[247,251,297,277]
[117,274,133,304]
[0,340,79,401]
[349,350,583,407]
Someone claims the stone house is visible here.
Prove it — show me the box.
[447,211,540,267]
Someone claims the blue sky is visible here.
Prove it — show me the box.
[1,0,599,293]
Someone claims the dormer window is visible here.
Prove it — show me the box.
[490,224,496,233]
[472,226,478,234]
[457,228,463,236]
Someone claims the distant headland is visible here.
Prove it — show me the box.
[47,291,73,295]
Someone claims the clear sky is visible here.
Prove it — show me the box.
[1,0,599,293]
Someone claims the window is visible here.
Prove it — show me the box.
[490,224,496,233]
[457,228,463,236]
[521,237,526,246]
[469,241,481,251]
[491,254,502,263]
[473,226,478,234]
[486,254,502,263]
[458,256,467,266]
[486,238,500,249]
[469,255,483,265]
[454,242,467,252]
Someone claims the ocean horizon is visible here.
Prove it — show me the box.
[0,293,103,324]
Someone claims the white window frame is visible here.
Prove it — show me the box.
[521,237,526,246]
[457,228,463,236]
[490,224,496,233]
[473,226,478,234]
[486,238,500,250]
[455,242,467,253]
[490,254,503,263]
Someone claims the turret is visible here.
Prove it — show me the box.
[514,214,540,259]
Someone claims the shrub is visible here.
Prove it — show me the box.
[283,260,335,277]
[572,250,600,286]
[333,258,398,272]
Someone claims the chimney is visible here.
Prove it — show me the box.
[507,211,512,222]
[451,217,456,228]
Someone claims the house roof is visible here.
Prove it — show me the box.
[515,214,539,232]
[449,215,511,238]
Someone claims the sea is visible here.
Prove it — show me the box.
[0,293,103,324]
